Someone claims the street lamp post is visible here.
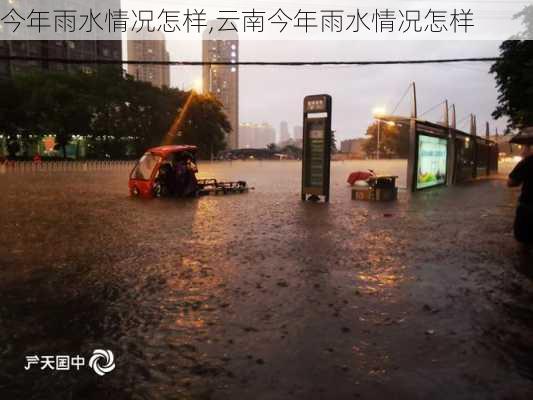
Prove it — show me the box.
[373,116,395,160]
[372,107,386,160]
[376,119,381,160]
[209,67,215,161]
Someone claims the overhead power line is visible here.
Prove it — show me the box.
[420,101,446,118]
[391,83,412,115]
[0,55,501,66]
[457,114,471,128]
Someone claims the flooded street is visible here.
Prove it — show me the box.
[1,160,533,399]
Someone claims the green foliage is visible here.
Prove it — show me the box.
[177,93,229,159]
[0,69,230,159]
[514,5,533,39]
[280,144,302,159]
[6,139,20,158]
[266,143,278,152]
[363,121,409,159]
[490,6,533,130]
[490,40,533,130]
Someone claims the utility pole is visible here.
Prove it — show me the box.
[445,100,456,186]
[376,120,381,160]
[485,121,490,139]
[451,104,456,129]
[470,115,478,178]
[407,82,418,192]
[444,100,449,128]
[411,82,418,119]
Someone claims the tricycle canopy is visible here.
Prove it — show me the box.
[129,145,198,197]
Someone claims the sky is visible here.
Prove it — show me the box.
[116,0,532,142]
[0,1,526,141]
[164,40,507,142]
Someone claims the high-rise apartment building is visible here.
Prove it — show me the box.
[0,1,122,77]
[127,31,170,88]
[0,40,122,77]
[239,123,276,149]
[202,24,239,149]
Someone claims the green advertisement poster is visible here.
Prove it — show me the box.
[416,134,448,189]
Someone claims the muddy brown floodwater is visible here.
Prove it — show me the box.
[1,160,533,400]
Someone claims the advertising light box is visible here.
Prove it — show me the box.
[416,134,448,190]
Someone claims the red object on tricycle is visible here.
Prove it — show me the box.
[347,170,375,186]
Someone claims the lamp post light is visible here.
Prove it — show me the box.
[192,78,203,93]
[372,107,395,160]
[373,107,385,160]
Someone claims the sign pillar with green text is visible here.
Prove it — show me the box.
[301,94,332,202]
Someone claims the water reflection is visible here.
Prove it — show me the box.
[356,231,407,298]
[4,158,507,399]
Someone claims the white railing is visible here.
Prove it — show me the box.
[0,160,136,174]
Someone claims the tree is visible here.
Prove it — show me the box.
[11,71,94,158]
[490,6,533,130]
[514,5,533,38]
[0,79,24,158]
[88,72,165,158]
[362,121,409,159]
[266,143,278,152]
[165,92,229,159]
[280,144,302,159]
[0,69,230,159]
[0,79,26,136]
[6,138,20,158]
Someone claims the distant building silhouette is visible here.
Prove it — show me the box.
[239,123,276,149]
[279,121,290,143]
[340,138,366,158]
[293,125,303,140]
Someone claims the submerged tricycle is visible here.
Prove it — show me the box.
[128,145,249,198]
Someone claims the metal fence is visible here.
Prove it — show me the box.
[0,160,136,174]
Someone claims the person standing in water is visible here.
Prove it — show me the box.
[508,144,533,249]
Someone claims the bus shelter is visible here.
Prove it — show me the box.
[378,116,499,192]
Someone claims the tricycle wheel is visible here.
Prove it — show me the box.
[153,183,164,198]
